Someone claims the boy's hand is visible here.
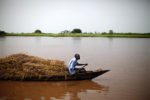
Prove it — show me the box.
[85,63,88,66]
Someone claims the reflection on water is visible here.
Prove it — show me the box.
[0,81,108,100]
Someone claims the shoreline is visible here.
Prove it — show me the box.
[1,33,150,38]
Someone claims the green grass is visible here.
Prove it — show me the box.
[1,33,150,38]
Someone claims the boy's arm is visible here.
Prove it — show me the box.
[77,63,88,66]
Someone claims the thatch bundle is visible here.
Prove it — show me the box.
[0,54,69,80]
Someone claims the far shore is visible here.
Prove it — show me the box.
[1,33,150,38]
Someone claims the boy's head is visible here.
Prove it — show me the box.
[74,53,80,60]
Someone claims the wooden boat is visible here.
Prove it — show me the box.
[21,69,110,81]
[0,54,110,81]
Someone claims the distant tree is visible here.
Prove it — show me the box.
[88,32,93,34]
[71,28,82,33]
[94,32,98,34]
[101,32,107,34]
[109,30,113,34]
[34,29,42,33]
[61,30,71,34]
[0,30,6,35]
[83,32,88,34]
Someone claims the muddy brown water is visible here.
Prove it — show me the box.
[0,36,149,100]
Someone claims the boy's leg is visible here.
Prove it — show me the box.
[75,68,86,73]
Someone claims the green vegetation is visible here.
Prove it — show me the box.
[34,29,42,33]
[3,33,150,38]
[109,29,113,34]
[0,29,150,38]
[71,28,82,33]
[0,30,6,35]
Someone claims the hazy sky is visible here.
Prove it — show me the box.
[0,0,150,33]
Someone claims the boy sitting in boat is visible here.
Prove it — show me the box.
[68,54,88,74]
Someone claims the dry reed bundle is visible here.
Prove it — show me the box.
[0,54,69,80]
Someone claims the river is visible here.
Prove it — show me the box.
[0,36,149,100]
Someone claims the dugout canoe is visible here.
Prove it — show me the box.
[21,69,110,81]
[0,69,109,81]
[0,54,110,81]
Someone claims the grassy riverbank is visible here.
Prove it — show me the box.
[1,33,150,38]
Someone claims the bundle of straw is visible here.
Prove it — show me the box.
[0,54,69,80]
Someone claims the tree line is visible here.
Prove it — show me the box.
[34,29,83,34]
[1,28,149,35]
[0,28,82,35]
[33,28,114,34]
